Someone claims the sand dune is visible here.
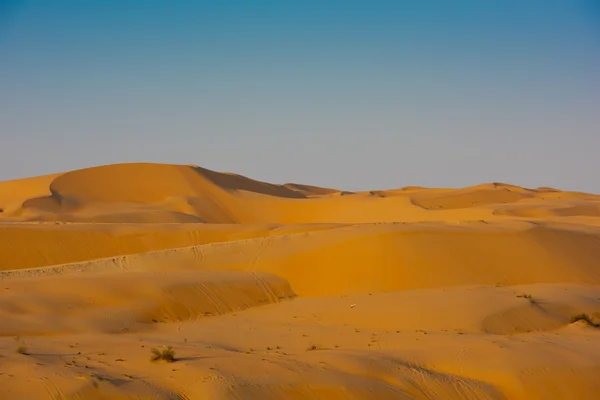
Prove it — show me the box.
[0,222,344,272]
[2,162,599,224]
[4,221,599,295]
[0,270,295,336]
[1,162,599,399]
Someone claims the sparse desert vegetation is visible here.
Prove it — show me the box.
[150,346,176,363]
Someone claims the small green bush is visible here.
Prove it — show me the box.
[150,346,176,363]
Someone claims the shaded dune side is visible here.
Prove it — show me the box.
[283,183,342,196]
[4,222,599,297]
[0,270,295,336]
[199,167,306,198]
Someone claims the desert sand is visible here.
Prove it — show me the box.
[1,162,599,399]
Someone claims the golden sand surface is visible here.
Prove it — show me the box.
[1,163,599,399]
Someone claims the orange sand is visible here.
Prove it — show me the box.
[1,163,599,399]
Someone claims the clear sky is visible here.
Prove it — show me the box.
[1,1,599,192]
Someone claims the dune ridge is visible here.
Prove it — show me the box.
[1,162,599,399]
[2,162,599,224]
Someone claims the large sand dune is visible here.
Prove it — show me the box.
[3,163,599,224]
[1,163,599,399]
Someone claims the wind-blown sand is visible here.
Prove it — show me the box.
[1,163,599,399]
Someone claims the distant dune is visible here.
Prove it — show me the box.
[1,162,599,224]
[1,163,599,399]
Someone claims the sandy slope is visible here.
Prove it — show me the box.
[1,162,599,399]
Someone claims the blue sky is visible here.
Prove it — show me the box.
[1,1,599,191]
